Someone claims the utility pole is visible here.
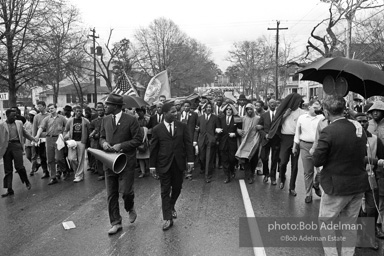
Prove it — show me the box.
[88,28,99,108]
[268,21,287,99]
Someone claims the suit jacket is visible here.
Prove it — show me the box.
[150,120,194,174]
[218,115,238,153]
[146,113,164,130]
[0,120,35,158]
[313,118,370,196]
[259,110,275,146]
[194,114,220,147]
[100,112,143,168]
[179,111,198,139]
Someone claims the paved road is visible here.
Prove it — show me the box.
[0,155,381,256]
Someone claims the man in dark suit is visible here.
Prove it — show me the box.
[313,95,370,256]
[150,103,194,231]
[180,100,198,179]
[194,102,220,183]
[99,94,143,235]
[147,102,164,130]
[258,99,280,185]
[218,104,238,183]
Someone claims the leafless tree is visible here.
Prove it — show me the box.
[133,18,215,95]
[306,0,384,59]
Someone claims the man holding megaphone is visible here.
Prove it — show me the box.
[99,94,143,235]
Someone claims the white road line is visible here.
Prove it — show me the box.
[239,179,267,256]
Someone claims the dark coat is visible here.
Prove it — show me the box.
[146,114,164,130]
[150,121,194,174]
[313,118,370,196]
[259,110,274,146]
[100,112,143,168]
[267,93,303,140]
[218,115,238,153]
[179,111,198,140]
[194,114,220,147]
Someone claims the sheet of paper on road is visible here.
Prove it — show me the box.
[62,221,76,230]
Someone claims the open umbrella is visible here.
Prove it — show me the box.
[297,57,384,98]
[123,95,148,108]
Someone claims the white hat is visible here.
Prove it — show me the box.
[29,110,37,115]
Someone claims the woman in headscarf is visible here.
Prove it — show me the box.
[235,103,263,184]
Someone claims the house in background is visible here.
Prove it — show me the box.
[38,82,110,107]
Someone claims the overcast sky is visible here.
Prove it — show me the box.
[70,0,331,71]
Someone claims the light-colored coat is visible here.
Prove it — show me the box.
[0,120,35,158]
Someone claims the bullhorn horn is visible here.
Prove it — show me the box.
[87,148,127,174]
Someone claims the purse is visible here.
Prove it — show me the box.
[137,139,148,153]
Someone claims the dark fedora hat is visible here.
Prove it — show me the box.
[105,93,124,106]
[238,94,247,100]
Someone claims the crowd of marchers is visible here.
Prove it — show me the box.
[2,93,384,253]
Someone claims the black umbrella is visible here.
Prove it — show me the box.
[122,95,148,108]
[297,57,384,98]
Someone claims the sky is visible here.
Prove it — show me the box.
[69,0,331,72]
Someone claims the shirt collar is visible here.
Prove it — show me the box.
[115,111,122,121]
[164,120,173,126]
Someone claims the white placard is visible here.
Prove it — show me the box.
[0,93,8,101]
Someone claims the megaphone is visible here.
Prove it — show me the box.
[87,148,127,174]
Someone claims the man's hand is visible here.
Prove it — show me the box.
[193,141,197,147]
[215,128,223,133]
[292,146,298,156]
[102,142,113,151]
[112,143,122,152]
[309,148,315,156]
[34,137,39,143]
[229,133,236,138]
[283,108,292,118]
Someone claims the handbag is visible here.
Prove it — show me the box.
[137,139,148,153]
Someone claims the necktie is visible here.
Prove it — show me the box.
[272,111,275,120]
[169,123,173,136]
[112,115,116,129]
[158,115,160,123]
[226,116,230,125]
[206,114,209,121]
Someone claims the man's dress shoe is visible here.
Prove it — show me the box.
[305,196,312,203]
[162,220,173,231]
[41,173,50,179]
[263,176,268,183]
[129,209,137,223]
[289,190,297,196]
[248,178,254,184]
[172,210,177,219]
[224,177,230,184]
[1,190,14,197]
[376,226,384,239]
[108,224,122,235]
[279,182,284,189]
[271,180,277,185]
[26,182,31,190]
[48,178,58,185]
[313,186,322,197]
